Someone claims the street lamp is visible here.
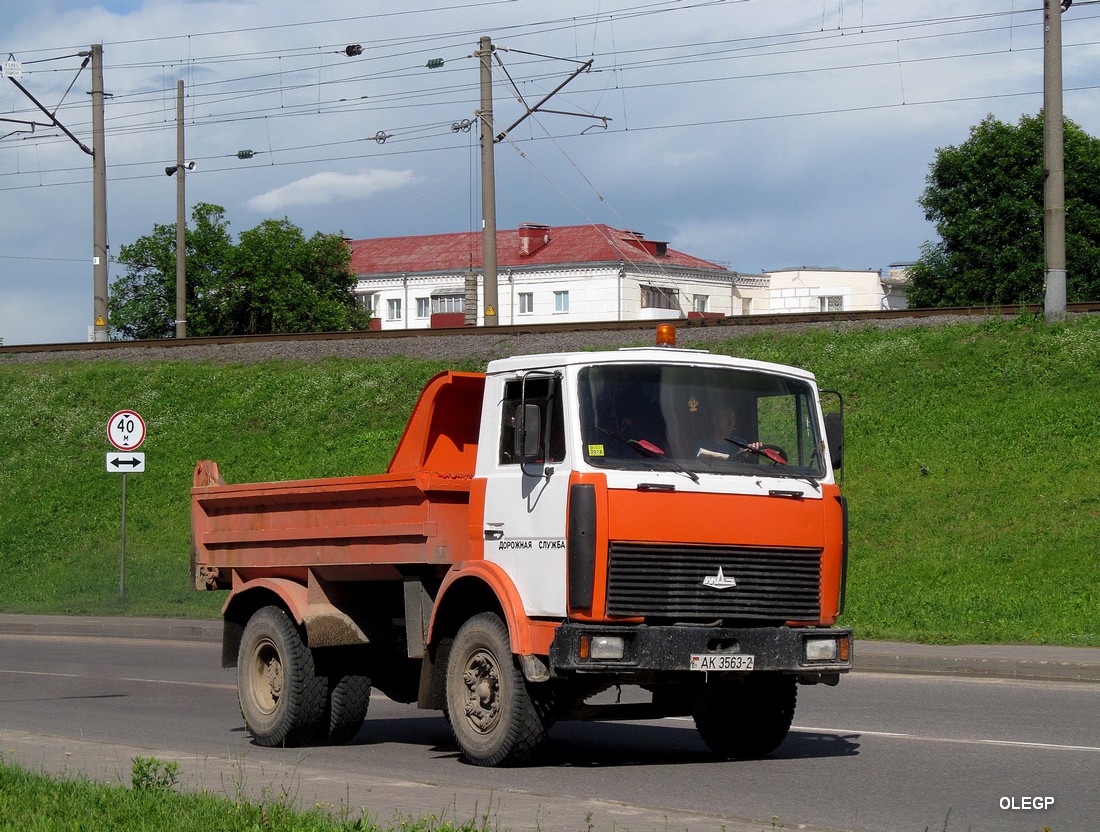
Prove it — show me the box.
[165,155,194,340]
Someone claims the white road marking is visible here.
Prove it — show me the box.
[791,724,1100,753]
[0,668,235,690]
[666,716,1100,753]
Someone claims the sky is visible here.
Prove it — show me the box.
[2,0,1099,345]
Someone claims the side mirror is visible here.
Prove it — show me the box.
[824,410,844,471]
[514,403,542,462]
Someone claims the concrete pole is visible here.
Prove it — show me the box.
[91,44,109,341]
[175,80,187,339]
[478,36,499,327]
[1043,0,1067,323]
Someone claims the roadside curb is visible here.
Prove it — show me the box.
[1,614,1097,684]
[0,614,220,643]
[854,639,1100,683]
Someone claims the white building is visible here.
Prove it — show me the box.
[348,225,907,329]
[349,224,767,330]
[763,267,909,314]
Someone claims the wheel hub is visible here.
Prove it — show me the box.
[252,639,283,714]
[461,652,501,733]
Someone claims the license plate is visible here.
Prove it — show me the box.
[690,653,755,671]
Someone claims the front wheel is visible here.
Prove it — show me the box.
[445,612,548,766]
[237,606,327,747]
[694,673,797,758]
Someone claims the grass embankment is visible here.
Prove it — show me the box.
[0,758,486,832]
[0,315,1097,645]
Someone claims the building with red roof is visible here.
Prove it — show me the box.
[347,223,768,329]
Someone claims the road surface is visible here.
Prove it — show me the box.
[0,633,1095,832]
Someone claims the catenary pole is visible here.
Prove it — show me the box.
[478,36,499,327]
[1043,0,1067,323]
[175,80,187,339]
[91,44,109,341]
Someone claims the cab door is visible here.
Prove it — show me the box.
[481,371,571,617]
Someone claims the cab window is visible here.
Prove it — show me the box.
[498,375,566,465]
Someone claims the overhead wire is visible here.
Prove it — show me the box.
[0,4,1082,126]
[1,2,1098,198]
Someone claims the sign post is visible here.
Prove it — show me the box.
[107,410,146,598]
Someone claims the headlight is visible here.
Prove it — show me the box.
[805,637,839,662]
[581,635,625,660]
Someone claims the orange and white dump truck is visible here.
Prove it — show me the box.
[191,328,851,766]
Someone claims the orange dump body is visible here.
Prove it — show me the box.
[190,371,487,592]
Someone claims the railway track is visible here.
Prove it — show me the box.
[3,302,1098,356]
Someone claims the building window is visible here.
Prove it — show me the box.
[518,292,534,314]
[693,294,708,313]
[357,293,377,317]
[387,298,402,320]
[416,297,430,319]
[432,293,463,314]
[554,290,569,313]
[819,296,843,313]
[642,285,678,310]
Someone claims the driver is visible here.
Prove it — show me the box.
[696,408,765,462]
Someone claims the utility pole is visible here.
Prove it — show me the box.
[91,43,109,341]
[5,47,108,340]
[174,79,187,338]
[470,37,602,328]
[477,36,499,326]
[1043,0,1067,323]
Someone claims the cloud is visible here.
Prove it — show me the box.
[3,0,1099,344]
[247,169,417,213]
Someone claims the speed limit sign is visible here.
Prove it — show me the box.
[108,410,146,450]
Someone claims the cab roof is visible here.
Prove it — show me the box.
[485,346,817,382]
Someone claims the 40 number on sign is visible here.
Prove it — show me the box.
[108,410,146,450]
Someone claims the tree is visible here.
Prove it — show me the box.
[909,113,1100,308]
[110,204,369,338]
[224,219,364,335]
[110,203,233,339]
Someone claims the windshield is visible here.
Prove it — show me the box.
[578,363,826,478]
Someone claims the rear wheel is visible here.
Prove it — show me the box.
[445,612,548,766]
[324,673,371,744]
[237,606,327,747]
[694,673,797,758]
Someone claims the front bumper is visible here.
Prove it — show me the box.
[548,622,852,676]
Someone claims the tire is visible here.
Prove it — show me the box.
[694,673,797,759]
[445,612,548,766]
[237,606,327,747]
[325,673,371,744]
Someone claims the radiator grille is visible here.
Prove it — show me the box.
[606,542,822,621]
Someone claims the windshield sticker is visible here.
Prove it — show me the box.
[588,444,606,457]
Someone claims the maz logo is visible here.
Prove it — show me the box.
[702,567,737,589]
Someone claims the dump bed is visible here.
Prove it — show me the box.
[190,371,486,591]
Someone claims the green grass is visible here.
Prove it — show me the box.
[0,355,473,618]
[1,315,1098,645]
[0,757,494,832]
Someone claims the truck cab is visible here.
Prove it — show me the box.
[443,338,850,762]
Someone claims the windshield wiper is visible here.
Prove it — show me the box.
[723,435,788,465]
[597,425,699,483]
[723,435,819,490]
[767,468,821,491]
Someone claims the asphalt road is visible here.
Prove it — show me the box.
[1,631,1096,832]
